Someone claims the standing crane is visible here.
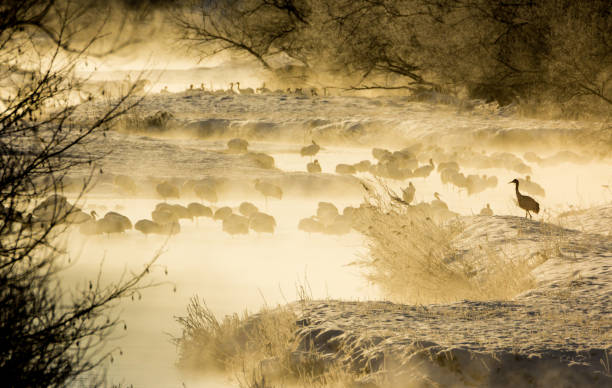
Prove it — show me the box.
[509,179,540,219]
[300,140,320,160]
[254,179,282,208]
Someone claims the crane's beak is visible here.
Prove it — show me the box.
[508,181,513,184]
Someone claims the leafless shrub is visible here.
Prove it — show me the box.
[172,0,310,70]
[0,1,160,386]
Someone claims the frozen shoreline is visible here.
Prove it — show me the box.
[62,94,611,386]
[75,93,612,157]
[278,208,612,386]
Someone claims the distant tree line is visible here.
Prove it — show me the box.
[174,0,611,115]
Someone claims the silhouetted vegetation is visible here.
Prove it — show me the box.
[353,186,541,304]
[173,0,311,70]
[174,0,611,116]
[0,1,157,386]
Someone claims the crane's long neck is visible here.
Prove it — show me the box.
[514,181,521,198]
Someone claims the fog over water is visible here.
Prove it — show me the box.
[57,125,611,386]
[3,1,610,387]
[59,86,612,385]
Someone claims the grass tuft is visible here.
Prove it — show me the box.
[173,296,363,387]
[352,186,540,304]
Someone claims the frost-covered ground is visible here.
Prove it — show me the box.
[293,208,612,386]
[78,92,611,153]
[61,92,611,386]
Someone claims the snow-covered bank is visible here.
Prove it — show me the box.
[268,207,612,387]
[77,93,612,157]
[60,93,610,387]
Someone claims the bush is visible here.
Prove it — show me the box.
[353,186,539,304]
[173,297,297,378]
[0,1,157,386]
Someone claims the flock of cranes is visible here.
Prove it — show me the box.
[19,192,279,238]
[15,137,546,240]
[291,144,543,205]
[174,82,321,97]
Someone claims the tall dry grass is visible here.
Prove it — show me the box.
[173,296,296,371]
[173,296,357,387]
[353,186,540,304]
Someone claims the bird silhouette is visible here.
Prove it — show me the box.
[187,202,213,221]
[213,206,233,221]
[104,211,132,231]
[509,179,540,219]
[194,182,218,204]
[402,182,416,204]
[222,214,249,235]
[316,202,339,226]
[307,159,322,173]
[169,204,191,221]
[372,148,391,161]
[239,202,259,217]
[431,192,448,210]
[135,219,161,236]
[353,160,372,172]
[79,211,101,235]
[518,175,546,197]
[235,82,254,94]
[32,194,70,221]
[479,203,493,216]
[412,158,435,178]
[156,181,180,201]
[298,217,324,234]
[85,211,131,236]
[227,138,249,153]
[152,206,179,225]
[246,152,276,169]
[300,140,320,159]
[249,212,276,234]
[254,179,282,207]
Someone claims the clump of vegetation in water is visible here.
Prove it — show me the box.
[352,185,541,304]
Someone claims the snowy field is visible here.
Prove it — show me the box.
[57,92,612,387]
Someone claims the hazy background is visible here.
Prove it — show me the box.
[2,0,610,387]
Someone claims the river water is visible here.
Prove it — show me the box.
[58,95,612,387]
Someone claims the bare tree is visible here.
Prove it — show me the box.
[322,0,431,89]
[173,0,310,69]
[0,1,159,386]
[173,0,610,110]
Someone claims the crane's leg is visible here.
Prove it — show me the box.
[528,211,532,219]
